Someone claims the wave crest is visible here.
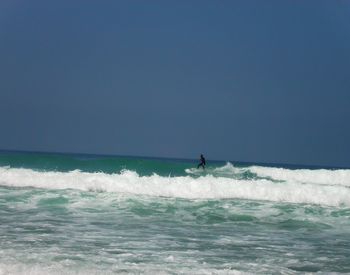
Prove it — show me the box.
[250,166,350,186]
[1,166,350,207]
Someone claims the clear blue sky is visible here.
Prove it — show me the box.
[1,1,350,167]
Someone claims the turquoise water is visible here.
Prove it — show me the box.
[0,151,350,274]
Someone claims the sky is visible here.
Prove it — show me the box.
[0,0,350,167]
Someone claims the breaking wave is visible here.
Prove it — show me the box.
[1,165,350,207]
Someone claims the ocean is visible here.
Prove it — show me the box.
[0,151,349,274]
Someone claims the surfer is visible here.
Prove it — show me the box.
[197,154,206,169]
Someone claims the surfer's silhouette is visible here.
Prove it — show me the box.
[197,154,206,169]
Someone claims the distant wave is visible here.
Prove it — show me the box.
[1,166,350,207]
[187,162,350,186]
[250,165,350,186]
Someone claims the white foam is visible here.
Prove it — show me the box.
[0,262,245,275]
[186,162,243,177]
[250,166,350,186]
[0,166,350,207]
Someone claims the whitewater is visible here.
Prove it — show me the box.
[0,151,350,274]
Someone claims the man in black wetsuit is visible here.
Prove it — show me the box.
[197,154,206,169]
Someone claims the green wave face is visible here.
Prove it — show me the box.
[0,152,196,176]
[0,151,259,180]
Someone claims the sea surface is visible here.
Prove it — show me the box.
[0,151,350,274]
